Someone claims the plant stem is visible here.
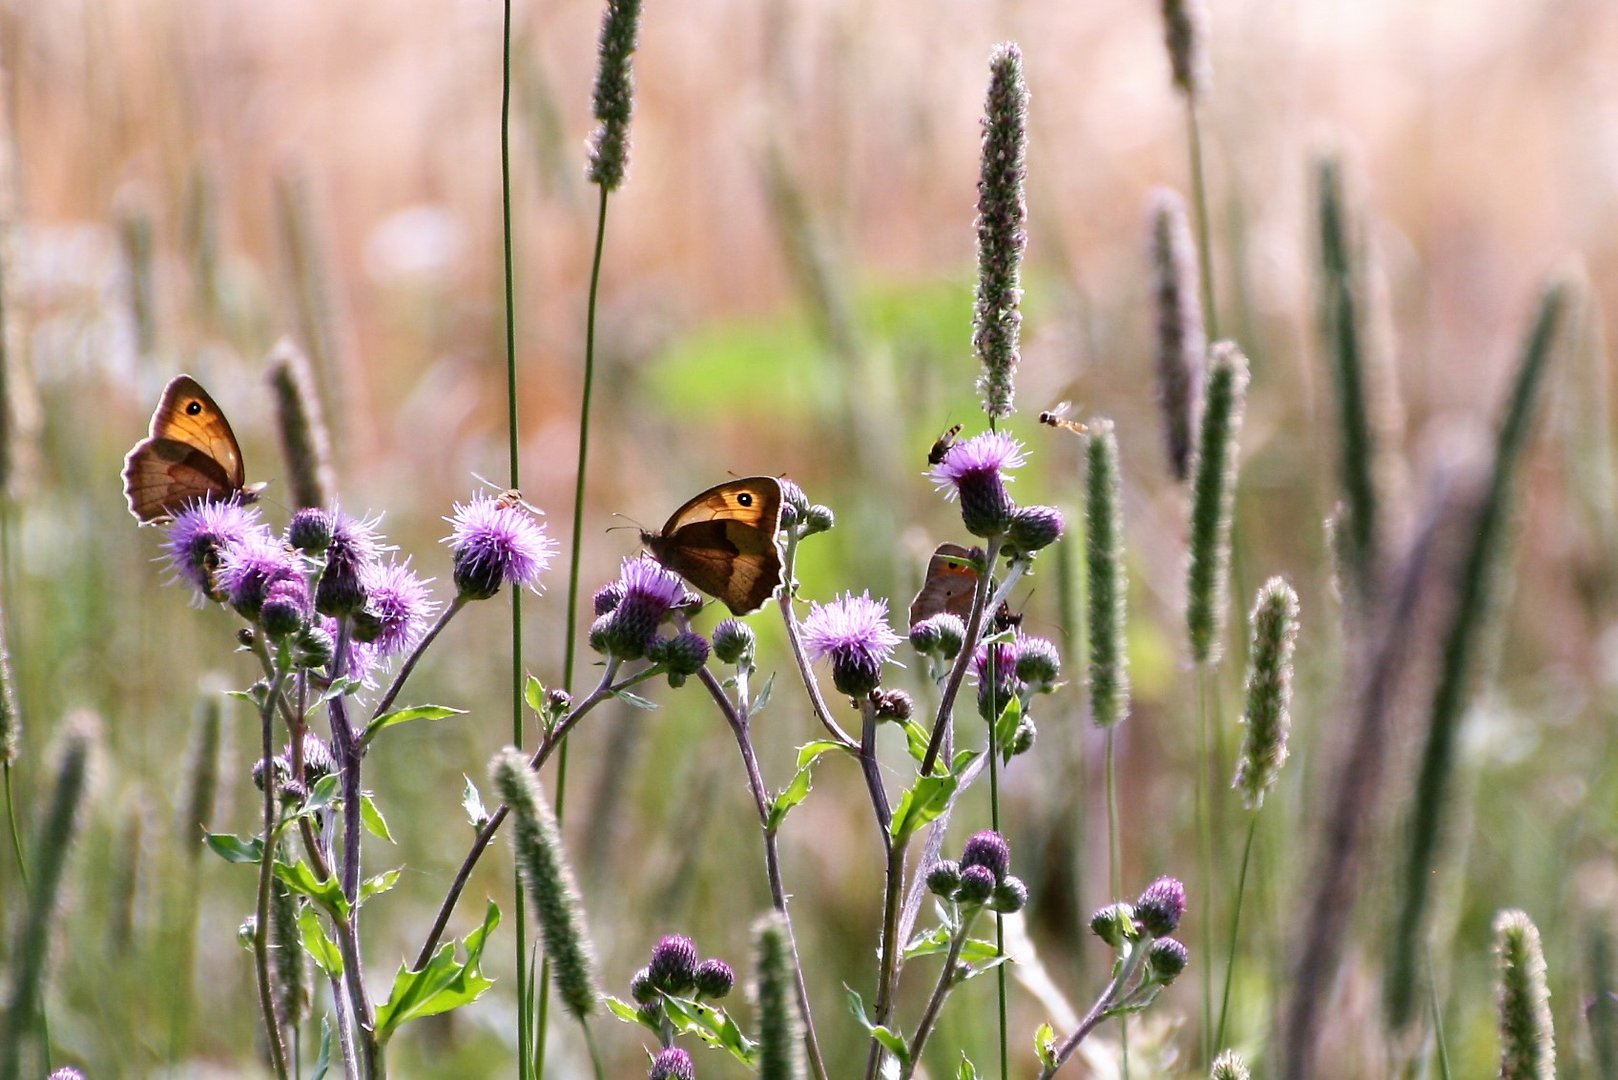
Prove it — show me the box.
[1038,938,1154,1078]
[1105,725,1128,1079]
[326,623,379,1078]
[1196,664,1215,1067]
[920,535,1003,775]
[411,664,624,970]
[1186,99,1217,342]
[901,921,969,1076]
[697,665,829,1080]
[370,597,468,721]
[777,534,858,749]
[3,763,24,887]
[255,670,292,1080]
[1215,812,1257,1052]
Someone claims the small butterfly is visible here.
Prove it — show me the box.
[123,374,264,524]
[908,542,984,625]
[927,424,963,466]
[1038,401,1088,436]
[641,477,784,616]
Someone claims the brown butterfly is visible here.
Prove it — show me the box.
[927,424,963,466]
[908,542,984,625]
[123,374,263,524]
[1038,401,1088,436]
[641,477,784,616]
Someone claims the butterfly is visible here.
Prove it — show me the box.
[123,374,263,524]
[927,424,963,466]
[908,542,984,625]
[1038,401,1088,436]
[641,477,784,616]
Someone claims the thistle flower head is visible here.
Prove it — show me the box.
[991,874,1029,914]
[1145,936,1190,983]
[801,591,903,698]
[592,557,689,660]
[957,864,997,904]
[973,42,1030,420]
[648,934,700,993]
[694,957,735,999]
[162,500,265,601]
[260,578,312,640]
[316,511,383,618]
[1090,902,1137,947]
[931,431,1027,537]
[960,829,1011,881]
[444,493,555,601]
[973,640,1024,722]
[649,1047,695,1080]
[357,559,438,659]
[1006,503,1066,555]
[1014,635,1061,690]
[711,618,756,666]
[926,859,963,897]
[286,506,333,554]
[910,612,966,660]
[593,579,626,616]
[1135,876,1188,936]
[217,530,301,621]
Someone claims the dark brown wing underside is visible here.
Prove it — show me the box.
[122,437,240,523]
[645,520,783,616]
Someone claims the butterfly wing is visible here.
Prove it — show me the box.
[908,542,982,626]
[644,477,784,615]
[122,375,249,524]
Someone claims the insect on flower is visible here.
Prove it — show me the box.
[927,423,963,466]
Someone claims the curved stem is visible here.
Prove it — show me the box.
[901,921,969,1076]
[411,663,621,971]
[1038,938,1154,1079]
[4,763,25,888]
[919,536,1003,775]
[370,597,468,720]
[696,666,830,1080]
[777,534,857,750]
[254,670,292,1080]
[1215,813,1258,1054]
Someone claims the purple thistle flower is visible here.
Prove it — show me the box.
[593,557,688,660]
[444,493,556,601]
[358,559,438,658]
[649,1047,695,1080]
[960,830,1012,881]
[929,431,1027,538]
[260,578,312,640]
[648,934,699,993]
[1006,503,1066,555]
[162,500,265,602]
[286,506,334,554]
[801,591,903,698]
[217,530,302,621]
[316,511,383,618]
[1136,876,1188,936]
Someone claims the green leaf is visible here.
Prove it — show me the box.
[795,739,848,768]
[993,695,1022,764]
[662,994,758,1066]
[523,675,546,715]
[360,704,466,749]
[604,994,657,1033]
[902,719,932,763]
[360,868,402,904]
[846,986,909,1063]
[750,671,776,716]
[951,748,980,776]
[902,925,954,960]
[310,1019,332,1080]
[462,775,488,827]
[320,677,364,703]
[1034,1022,1058,1067]
[304,774,342,816]
[889,773,958,844]
[204,833,264,864]
[275,860,349,920]
[226,687,265,707]
[958,938,1005,965]
[957,1055,979,1080]
[360,794,394,843]
[298,907,344,977]
[374,901,500,1045]
[613,689,659,711]
[954,954,1010,981]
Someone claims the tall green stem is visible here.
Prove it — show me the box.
[1196,666,1215,1067]
[1215,813,1257,1051]
[1186,101,1217,341]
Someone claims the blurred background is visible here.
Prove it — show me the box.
[3,0,1618,1074]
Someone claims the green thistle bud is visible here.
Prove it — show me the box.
[490,748,600,1020]
[804,504,836,536]
[1494,909,1554,1080]
[712,618,756,666]
[1186,342,1249,665]
[753,911,805,1080]
[926,860,963,898]
[1233,577,1299,809]
[1085,421,1131,728]
[1090,902,1136,948]
[1145,936,1190,983]
[990,874,1029,914]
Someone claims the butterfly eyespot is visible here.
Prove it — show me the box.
[186,400,202,415]
[738,493,753,506]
